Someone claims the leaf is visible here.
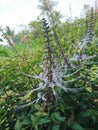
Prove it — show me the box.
[34,124,38,130]
[0,39,3,42]
[52,125,60,130]
[0,50,9,57]
[31,116,39,130]
[0,69,5,73]
[31,115,35,122]
[71,122,85,130]
[34,112,42,116]
[0,117,6,125]
[82,110,90,117]
[21,119,30,125]
[34,111,47,116]
[14,120,22,130]
[51,112,65,122]
[31,115,40,125]
[34,104,42,110]
[38,117,50,125]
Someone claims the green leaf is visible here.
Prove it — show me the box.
[31,115,40,125]
[31,115,35,122]
[14,120,22,130]
[34,111,47,116]
[0,50,9,57]
[34,124,38,130]
[34,112,42,116]
[71,122,85,130]
[21,119,30,125]
[34,104,43,111]
[0,39,3,42]
[52,125,60,130]
[51,112,65,122]
[31,115,39,130]
[0,117,6,125]
[0,69,5,72]
[38,117,50,125]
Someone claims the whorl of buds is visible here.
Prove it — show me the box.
[87,7,95,43]
[41,18,55,108]
[41,18,54,82]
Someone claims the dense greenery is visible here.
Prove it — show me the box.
[0,1,98,130]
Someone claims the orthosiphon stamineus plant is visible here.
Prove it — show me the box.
[17,18,83,110]
[70,7,97,63]
[16,6,98,110]
[16,7,98,110]
[87,7,95,42]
